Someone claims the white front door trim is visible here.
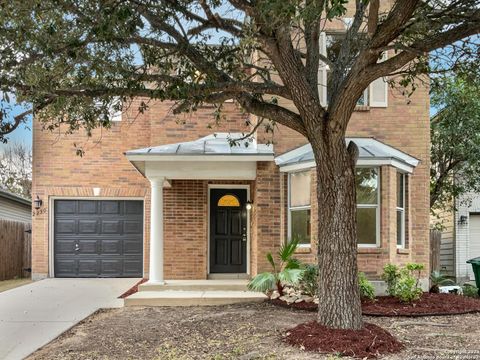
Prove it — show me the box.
[207,184,251,276]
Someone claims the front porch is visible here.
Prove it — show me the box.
[125,133,275,285]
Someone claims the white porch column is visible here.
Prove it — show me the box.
[148,177,165,284]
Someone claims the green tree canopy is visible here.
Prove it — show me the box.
[431,71,480,211]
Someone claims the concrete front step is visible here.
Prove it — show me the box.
[124,290,267,307]
[138,279,249,292]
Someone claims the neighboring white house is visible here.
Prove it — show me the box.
[0,189,31,223]
[439,192,480,282]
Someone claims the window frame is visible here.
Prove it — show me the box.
[396,172,406,249]
[356,166,381,248]
[287,170,312,248]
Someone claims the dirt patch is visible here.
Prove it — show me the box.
[285,321,403,358]
[28,303,480,360]
[271,293,480,317]
[362,293,480,317]
[0,278,32,293]
[118,278,147,299]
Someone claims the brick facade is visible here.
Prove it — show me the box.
[31,16,430,280]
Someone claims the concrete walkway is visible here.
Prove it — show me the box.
[0,278,139,360]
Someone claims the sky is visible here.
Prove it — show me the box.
[0,102,32,151]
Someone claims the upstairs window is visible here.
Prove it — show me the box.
[288,171,311,246]
[318,32,387,108]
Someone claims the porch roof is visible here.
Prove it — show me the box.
[125,133,274,180]
[275,137,420,173]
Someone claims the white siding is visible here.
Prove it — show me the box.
[455,193,480,281]
[0,197,31,223]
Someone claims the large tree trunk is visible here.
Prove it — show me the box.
[311,131,363,330]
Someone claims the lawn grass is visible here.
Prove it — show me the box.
[0,278,32,293]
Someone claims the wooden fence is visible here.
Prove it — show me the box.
[430,229,442,273]
[0,220,31,280]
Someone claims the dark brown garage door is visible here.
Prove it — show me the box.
[54,200,143,277]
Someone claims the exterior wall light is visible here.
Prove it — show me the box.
[458,215,468,225]
[246,200,253,211]
[34,195,43,210]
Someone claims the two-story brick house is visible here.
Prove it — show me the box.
[31,89,430,286]
[31,13,430,286]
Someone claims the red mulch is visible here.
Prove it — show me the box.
[284,321,403,359]
[118,278,148,299]
[362,293,480,317]
[270,293,480,317]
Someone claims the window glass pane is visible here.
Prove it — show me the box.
[397,210,404,246]
[291,209,311,244]
[397,173,404,208]
[357,207,377,245]
[290,171,311,207]
[356,168,378,204]
[357,89,368,106]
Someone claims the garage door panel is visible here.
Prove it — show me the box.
[78,220,97,234]
[125,201,143,215]
[124,259,143,275]
[55,240,76,254]
[54,200,143,278]
[78,260,99,276]
[101,201,121,214]
[78,240,98,254]
[101,240,122,254]
[55,259,76,276]
[124,220,142,234]
[56,201,76,214]
[123,240,143,254]
[78,201,97,214]
[100,260,123,276]
[56,220,76,234]
[101,220,122,234]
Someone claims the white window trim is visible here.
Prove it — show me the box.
[287,171,312,248]
[396,173,406,249]
[356,166,381,248]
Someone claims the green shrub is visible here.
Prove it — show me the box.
[358,272,375,300]
[463,284,479,298]
[395,268,423,302]
[299,264,318,297]
[247,238,304,296]
[382,263,425,303]
[382,264,400,296]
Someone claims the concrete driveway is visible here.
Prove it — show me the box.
[0,278,139,360]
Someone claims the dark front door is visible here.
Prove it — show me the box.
[210,189,247,273]
[54,200,143,277]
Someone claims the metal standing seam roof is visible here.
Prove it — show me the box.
[125,133,274,157]
[275,137,420,170]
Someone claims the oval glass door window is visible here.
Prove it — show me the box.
[217,194,240,207]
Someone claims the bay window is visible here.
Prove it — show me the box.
[288,171,311,245]
[356,168,380,247]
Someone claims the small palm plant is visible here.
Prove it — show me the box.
[429,271,455,293]
[247,238,304,296]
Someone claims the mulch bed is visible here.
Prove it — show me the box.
[118,278,147,299]
[284,321,403,359]
[270,293,480,317]
[362,293,480,317]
